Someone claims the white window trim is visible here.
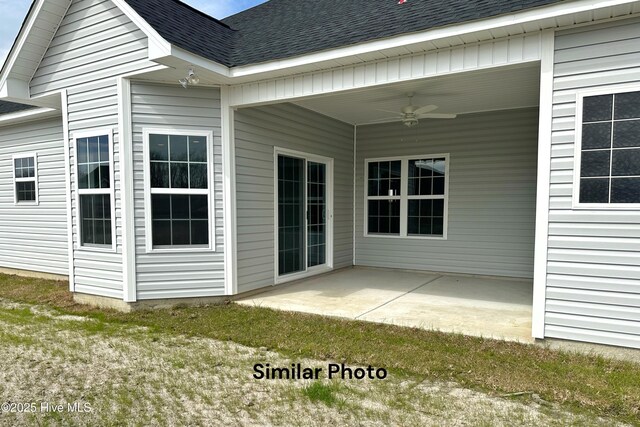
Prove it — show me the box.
[273,146,335,285]
[364,154,450,240]
[573,83,640,210]
[72,128,117,253]
[142,128,216,254]
[12,152,39,206]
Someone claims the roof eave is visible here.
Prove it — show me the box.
[227,0,640,80]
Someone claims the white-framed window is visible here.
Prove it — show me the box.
[12,153,38,205]
[574,84,640,208]
[365,154,449,239]
[143,128,215,252]
[73,129,115,250]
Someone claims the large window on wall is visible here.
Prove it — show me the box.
[144,129,214,251]
[12,154,38,204]
[577,88,640,206]
[75,132,114,248]
[365,155,449,239]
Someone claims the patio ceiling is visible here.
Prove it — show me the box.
[293,63,541,126]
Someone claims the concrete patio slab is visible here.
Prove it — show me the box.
[358,275,533,342]
[236,267,533,343]
[237,267,440,318]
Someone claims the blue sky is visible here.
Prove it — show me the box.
[0,0,267,67]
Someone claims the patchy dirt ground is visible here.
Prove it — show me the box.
[0,300,628,426]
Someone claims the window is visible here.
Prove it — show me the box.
[577,88,640,206]
[144,130,214,250]
[13,154,38,204]
[367,160,401,234]
[365,155,449,238]
[75,132,114,248]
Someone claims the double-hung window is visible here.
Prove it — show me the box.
[13,154,38,204]
[576,87,640,207]
[144,129,214,251]
[75,131,114,248]
[365,155,449,238]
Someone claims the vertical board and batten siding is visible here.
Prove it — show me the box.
[355,108,539,278]
[234,103,354,293]
[547,18,640,348]
[0,118,68,275]
[30,0,159,298]
[130,82,225,299]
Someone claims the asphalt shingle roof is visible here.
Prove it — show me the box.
[124,0,236,66]
[0,101,35,115]
[221,0,567,67]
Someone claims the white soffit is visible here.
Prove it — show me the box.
[293,63,541,125]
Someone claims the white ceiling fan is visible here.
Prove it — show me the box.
[370,93,457,127]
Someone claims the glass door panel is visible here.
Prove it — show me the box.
[307,162,327,268]
[278,155,305,276]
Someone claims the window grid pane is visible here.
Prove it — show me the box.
[151,194,209,247]
[580,90,640,204]
[14,157,35,179]
[16,181,36,202]
[77,136,110,190]
[149,134,208,190]
[80,194,112,246]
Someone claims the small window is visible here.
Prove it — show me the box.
[578,89,640,205]
[75,132,113,248]
[365,155,449,238]
[13,155,38,204]
[145,131,213,250]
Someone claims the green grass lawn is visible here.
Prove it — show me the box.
[0,274,638,425]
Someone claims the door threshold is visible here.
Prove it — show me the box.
[275,266,333,285]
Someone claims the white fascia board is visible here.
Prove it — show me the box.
[229,0,640,78]
[0,107,59,127]
[167,46,231,79]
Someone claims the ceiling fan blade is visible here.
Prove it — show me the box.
[419,113,458,119]
[413,105,438,115]
[375,108,402,115]
[366,117,401,124]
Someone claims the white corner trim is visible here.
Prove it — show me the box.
[220,86,238,295]
[61,90,75,293]
[532,30,555,340]
[352,125,357,266]
[118,77,137,302]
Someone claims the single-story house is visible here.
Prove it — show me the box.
[1,0,639,349]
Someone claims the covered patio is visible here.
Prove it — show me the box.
[237,267,533,342]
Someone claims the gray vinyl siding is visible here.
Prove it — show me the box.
[355,108,539,278]
[30,0,153,97]
[0,118,68,275]
[32,0,158,298]
[547,18,640,349]
[235,103,354,293]
[131,82,225,300]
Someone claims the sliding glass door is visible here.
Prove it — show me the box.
[277,152,331,279]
